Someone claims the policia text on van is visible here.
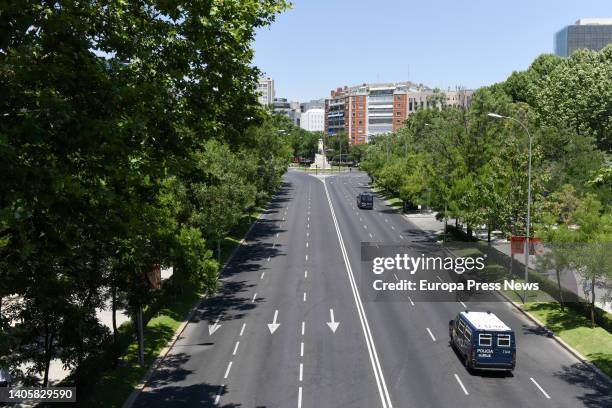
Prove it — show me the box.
[449,311,516,372]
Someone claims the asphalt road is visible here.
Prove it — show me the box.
[133,169,612,408]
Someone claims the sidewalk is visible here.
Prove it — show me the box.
[403,211,612,313]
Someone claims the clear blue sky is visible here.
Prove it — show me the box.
[252,0,611,101]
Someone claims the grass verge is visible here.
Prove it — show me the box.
[521,302,612,378]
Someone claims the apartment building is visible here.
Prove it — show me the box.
[555,18,612,57]
[324,82,473,144]
[300,108,324,132]
[257,76,275,106]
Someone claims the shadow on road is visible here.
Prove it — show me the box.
[555,363,612,408]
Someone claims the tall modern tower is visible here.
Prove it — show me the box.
[554,18,612,57]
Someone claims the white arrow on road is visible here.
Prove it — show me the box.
[209,315,222,335]
[268,310,281,334]
[327,308,340,333]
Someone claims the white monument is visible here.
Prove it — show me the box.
[311,138,331,170]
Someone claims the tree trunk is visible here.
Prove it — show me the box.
[591,276,596,328]
[487,224,491,243]
[455,218,458,228]
[467,225,473,239]
[556,271,564,311]
[111,283,118,362]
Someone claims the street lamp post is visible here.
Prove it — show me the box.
[488,113,533,303]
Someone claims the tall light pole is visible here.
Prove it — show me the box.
[488,112,533,303]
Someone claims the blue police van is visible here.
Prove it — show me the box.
[449,311,516,372]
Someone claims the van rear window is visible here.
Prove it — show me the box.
[497,334,511,347]
[479,334,492,346]
[362,195,373,202]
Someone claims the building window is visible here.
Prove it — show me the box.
[358,128,363,134]
[396,103,401,108]
[396,119,401,123]
[396,112,401,116]
[358,120,363,125]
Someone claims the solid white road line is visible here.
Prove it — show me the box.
[239,323,246,336]
[232,341,239,356]
[454,374,469,395]
[224,361,232,379]
[323,180,393,408]
[426,328,437,342]
[298,386,303,408]
[530,377,551,399]
[300,342,304,357]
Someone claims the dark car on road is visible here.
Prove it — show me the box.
[356,192,374,209]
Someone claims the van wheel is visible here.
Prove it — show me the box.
[464,355,471,372]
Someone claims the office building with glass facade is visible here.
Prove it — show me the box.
[554,18,612,57]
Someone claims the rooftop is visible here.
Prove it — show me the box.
[575,18,612,26]
[461,311,511,332]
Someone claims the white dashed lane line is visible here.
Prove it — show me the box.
[454,373,469,395]
[426,328,437,342]
[530,377,551,399]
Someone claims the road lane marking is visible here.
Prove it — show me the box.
[369,233,373,239]
[267,256,270,262]
[436,275,444,283]
[272,242,276,249]
[454,374,469,395]
[306,241,309,248]
[306,231,309,237]
[408,296,415,306]
[393,273,399,281]
[260,272,265,280]
[459,301,467,308]
[208,315,222,336]
[304,270,308,278]
[303,292,307,302]
[530,377,551,399]
[385,219,388,223]
[305,254,308,261]
[268,310,280,334]
[399,235,404,240]
[299,363,303,382]
[276,233,279,238]
[224,361,232,379]
[214,384,224,405]
[363,224,367,229]
[232,341,239,356]
[301,321,305,336]
[426,328,437,342]
[300,342,304,357]
[239,323,246,336]
[252,293,257,302]
[323,180,393,408]
[298,386,303,408]
[391,225,395,230]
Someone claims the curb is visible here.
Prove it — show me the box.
[376,190,612,385]
[121,208,267,408]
